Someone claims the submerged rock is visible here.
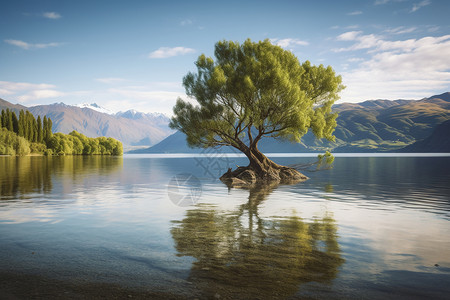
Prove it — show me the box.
[220,166,308,187]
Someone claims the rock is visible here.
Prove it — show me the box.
[236,169,257,183]
[220,165,308,187]
[279,167,308,182]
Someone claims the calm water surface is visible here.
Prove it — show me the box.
[0,154,449,299]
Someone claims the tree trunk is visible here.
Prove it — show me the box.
[220,145,308,186]
[244,146,282,179]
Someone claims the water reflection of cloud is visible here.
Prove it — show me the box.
[0,207,63,224]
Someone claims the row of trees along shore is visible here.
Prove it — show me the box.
[0,108,123,156]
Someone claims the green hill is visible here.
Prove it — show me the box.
[133,92,450,153]
[399,119,450,153]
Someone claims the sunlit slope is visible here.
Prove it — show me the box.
[134,92,450,153]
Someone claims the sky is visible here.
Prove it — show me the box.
[1,0,449,115]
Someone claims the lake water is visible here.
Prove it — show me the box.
[1,154,449,299]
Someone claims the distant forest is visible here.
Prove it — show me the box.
[0,108,123,156]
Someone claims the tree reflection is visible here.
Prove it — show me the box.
[0,156,122,199]
[171,184,344,299]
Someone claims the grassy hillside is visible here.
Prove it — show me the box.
[133,92,450,153]
[400,119,450,152]
[332,92,450,152]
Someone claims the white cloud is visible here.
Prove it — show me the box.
[331,25,360,30]
[335,31,450,53]
[385,26,417,34]
[42,12,61,19]
[0,81,56,92]
[18,89,65,102]
[374,0,404,5]
[410,0,431,12]
[334,31,388,52]
[427,26,440,33]
[0,81,64,103]
[4,39,30,49]
[338,33,450,102]
[106,86,186,115]
[374,0,390,4]
[148,46,196,59]
[180,19,193,26]
[108,88,183,102]
[0,80,186,115]
[347,57,364,62]
[347,11,363,15]
[336,31,363,41]
[271,38,309,48]
[4,39,63,50]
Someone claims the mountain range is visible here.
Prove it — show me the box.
[1,92,449,153]
[132,92,450,153]
[400,119,450,153]
[0,100,173,148]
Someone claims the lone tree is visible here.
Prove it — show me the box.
[170,39,344,185]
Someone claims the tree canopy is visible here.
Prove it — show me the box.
[171,39,344,149]
[170,39,344,182]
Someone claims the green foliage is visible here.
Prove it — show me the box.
[317,150,335,169]
[1,109,49,144]
[37,115,43,143]
[170,39,344,153]
[46,131,123,156]
[44,148,53,156]
[30,142,47,154]
[0,109,123,156]
[18,110,25,137]
[0,128,30,156]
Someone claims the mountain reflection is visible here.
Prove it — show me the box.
[171,184,344,299]
[0,156,122,199]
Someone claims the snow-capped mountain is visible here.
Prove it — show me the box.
[22,102,174,147]
[116,109,168,121]
[74,103,114,115]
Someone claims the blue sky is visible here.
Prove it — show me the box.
[1,0,449,115]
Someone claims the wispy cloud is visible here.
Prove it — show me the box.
[19,89,65,102]
[0,80,186,115]
[374,0,405,5]
[107,86,186,115]
[334,31,450,54]
[374,0,390,4]
[337,32,450,101]
[180,19,193,26]
[427,26,440,33]
[336,31,364,42]
[410,0,431,12]
[374,0,411,6]
[347,11,363,16]
[0,81,64,103]
[148,46,196,59]
[270,38,309,49]
[347,57,364,63]
[42,11,61,19]
[4,39,63,50]
[334,31,384,52]
[385,26,417,34]
[331,25,359,30]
